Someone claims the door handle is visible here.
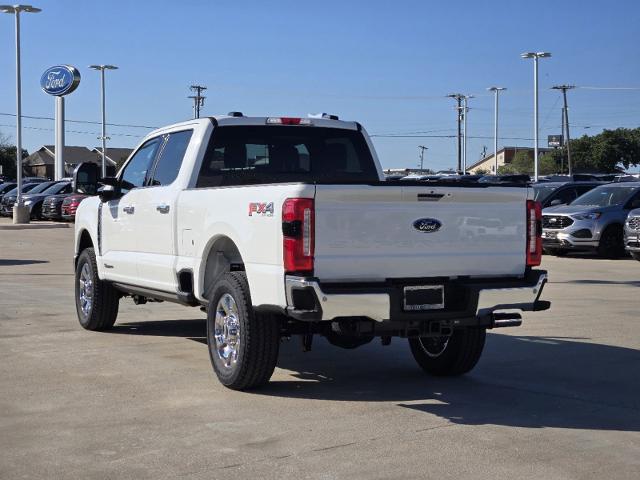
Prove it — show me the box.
[123,205,135,214]
[156,204,170,214]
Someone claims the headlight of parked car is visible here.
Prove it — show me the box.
[572,212,601,220]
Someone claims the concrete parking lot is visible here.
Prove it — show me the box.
[1,218,639,479]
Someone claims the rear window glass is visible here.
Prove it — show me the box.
[196,126,378,187]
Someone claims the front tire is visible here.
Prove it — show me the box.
[75,247,119,331]
[597,225,624,258]
[545,247,568,257]
[631,252,640,261]
[206,272,280,390]
[408,327,486,376]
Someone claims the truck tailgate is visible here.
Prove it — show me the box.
[314,184,529,281]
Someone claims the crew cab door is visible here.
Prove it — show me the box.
[133,129,193,292]
[101,136,164,284]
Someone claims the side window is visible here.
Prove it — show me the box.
[556,188,577,205]
[120,137,163,194]
[149,130,193,186]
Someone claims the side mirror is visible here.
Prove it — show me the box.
[98,186,119,202]
[549,198,563,206]
[73,162,99,195]
[630,199,640,209]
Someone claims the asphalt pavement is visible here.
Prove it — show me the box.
[1,218,639,479]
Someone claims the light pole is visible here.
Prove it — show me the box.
[521,52,551,181]
[462,95,473,174]
[487,87,506,175]
[0,4,41,224]
[551,84,576,176]
[89,64,118,178]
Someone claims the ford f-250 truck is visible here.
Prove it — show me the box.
[72,113,549,390]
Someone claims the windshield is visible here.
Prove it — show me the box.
[533,185,558,203]
[571,185,638,207]
[41,182,70,195]
[27,181,57,194]
[196,126,379,187]
[4,183,41,197]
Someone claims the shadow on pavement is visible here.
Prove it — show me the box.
[109,319,640,432]
[0,259,49,266]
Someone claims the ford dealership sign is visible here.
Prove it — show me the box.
[40,65,81,96]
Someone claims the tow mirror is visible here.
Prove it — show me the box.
[73,162,99,195]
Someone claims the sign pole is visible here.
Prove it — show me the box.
[54,96,64,180]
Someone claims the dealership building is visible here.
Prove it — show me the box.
[467,146,552,174]
[22,146,131,178]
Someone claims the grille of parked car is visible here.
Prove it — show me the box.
[628,216,640,230]
[42,197,64,218]
[542,215,574,229]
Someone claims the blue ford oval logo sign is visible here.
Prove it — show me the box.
[413,218,442,233]
[40,65,81,96]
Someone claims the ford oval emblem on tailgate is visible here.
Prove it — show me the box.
[413,218,442,233]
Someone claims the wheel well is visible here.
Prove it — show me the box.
[202,236,244,298]
[78,230,94,256]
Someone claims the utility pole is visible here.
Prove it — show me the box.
[418,145,428,170]
[462,95,474,174]
[446,93,464,173]
[189,84,207,119]
[552,84,575,176]
[560,106,565,173]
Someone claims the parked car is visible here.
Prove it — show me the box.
[72,115,549,390]
[61,194,89,221]
[542,174,600,182]
[42,194,70,220]
[478,174,531,184]
[0,182,50,216]
[0,182,17,198]
[533,182,604,209]
[624,209,640,261]
[23,181,73,219]
[542,182,640,257]
[21,176,48,184]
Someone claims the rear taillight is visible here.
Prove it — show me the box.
[266,117,312,126]
[282,198,314,275]
[526,200,542,266]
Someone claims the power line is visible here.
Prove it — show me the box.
[189,85,207,119]
[0,123,146,138]
[0,112,157,129]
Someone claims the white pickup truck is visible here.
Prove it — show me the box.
[72,113,549,390]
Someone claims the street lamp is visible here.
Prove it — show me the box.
[487,87,506,175]
[521,51,551,181]
[462,95,474,174]
[89,64,118,178]
[0,4,41,224]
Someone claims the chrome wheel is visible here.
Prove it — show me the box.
[78,262,93,317]
[213,293,241,368]
[418,335,451,358]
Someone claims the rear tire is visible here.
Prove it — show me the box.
[75,247,119,331]
[597,225,624,258]
[206,272,280,390]
[409,327,486,376]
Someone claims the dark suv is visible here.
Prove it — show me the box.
[533,182,604,209]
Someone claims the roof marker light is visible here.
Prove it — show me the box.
[266,117,312,125]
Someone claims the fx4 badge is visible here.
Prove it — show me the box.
[249,202,274,217]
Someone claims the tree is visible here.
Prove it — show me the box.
[498,150,558,176]
[570,128,640,173]
[0,132,28,180]
[474,168,490,175]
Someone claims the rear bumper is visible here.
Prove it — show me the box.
[285,269,549,323]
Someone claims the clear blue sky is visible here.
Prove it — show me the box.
[0,0,639,172]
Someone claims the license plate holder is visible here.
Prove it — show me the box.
[403,285,445,311]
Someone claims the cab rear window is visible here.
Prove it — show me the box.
[196,126,378,187]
